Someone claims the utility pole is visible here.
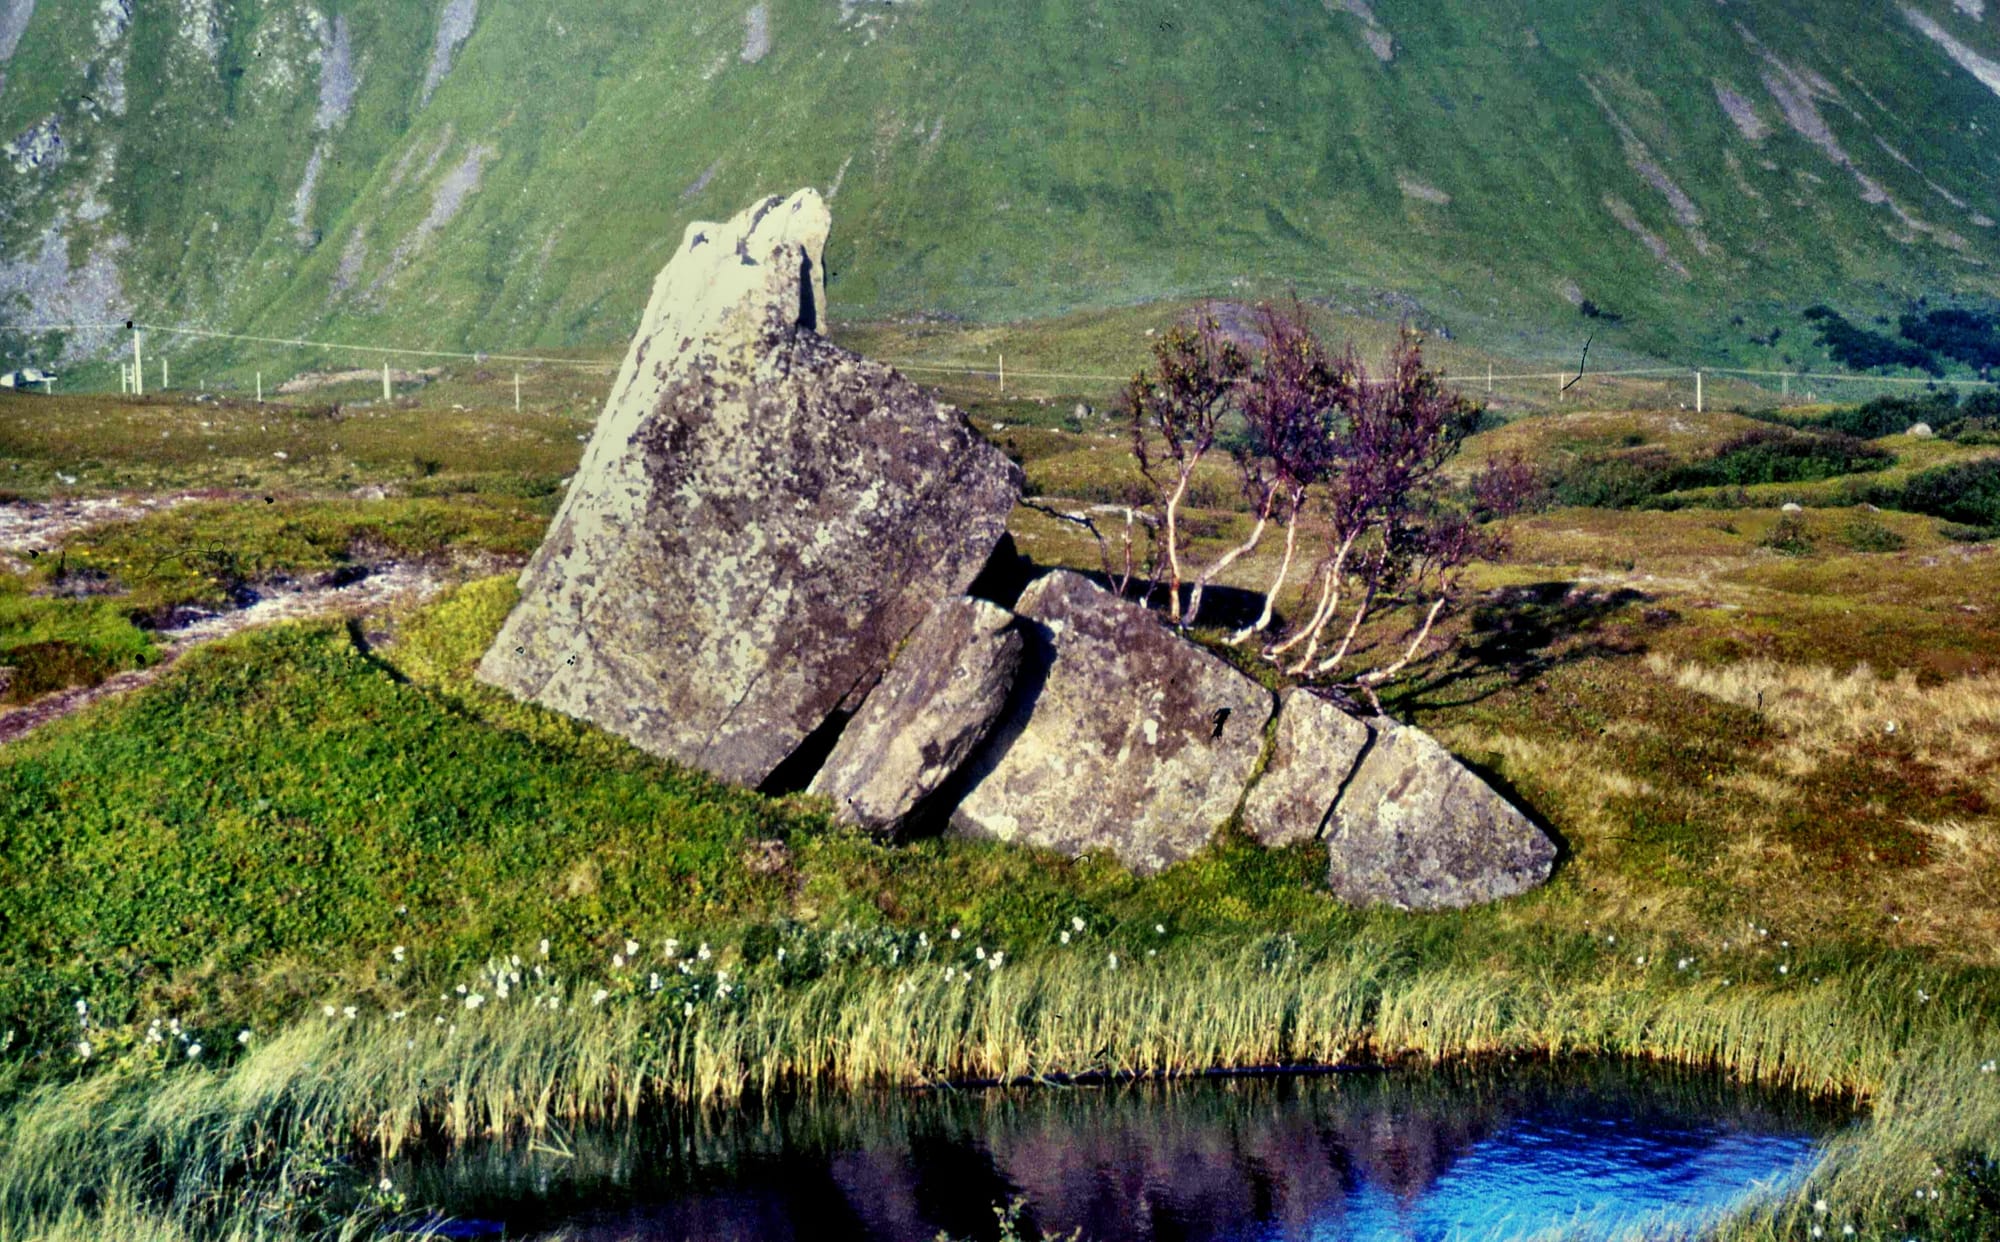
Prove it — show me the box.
[514,370,521,413]
[382,360,391,402]
[1487,363,1493,394]
[998,352,1005,394]
[255,372,262,403]
[1695,370,1704,414]
[160,356,168,390]
[131,329,144,397]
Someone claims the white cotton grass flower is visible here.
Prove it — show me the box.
[683,1002,695,1018]
[464,992,485,1009]
[1155,924,1166,935]
[1814,1199,1828,1214]
[697,943,712,961]
[665,939,679,958]
[591,989,609,1006]
[539,938,550,957]
[342,1006,357,1021]
[1059,931,1071,945]
[323,1004,338,1017]
[624,939,640,957]
[75,1040,92,1060]
[975,946,986,960]
[391,945,406,963]
[1107,954,1119,970]
[1071,916,1086,933]
[379,1177,394,1193]
[612,954,626,969]
[186,1043,202,1060]
[237,1029,252,1045]
[1980,1059,1996,1073]
[1779,964,1790,975]
[987,952,1004,971]
[949,927,961,941]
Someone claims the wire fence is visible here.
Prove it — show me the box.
[3,319,1994,412]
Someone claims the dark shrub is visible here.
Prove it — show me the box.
[1814,391,1958,439]
[1802,305,1940,374]
[1546,448,1677,508]
[1893,458,2000,531]
[1898,308,2000,372]
[1666,427,1891,489]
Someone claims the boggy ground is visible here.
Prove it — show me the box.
[0,362,1997,1240]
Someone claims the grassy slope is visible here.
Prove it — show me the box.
[4,0,2000,381]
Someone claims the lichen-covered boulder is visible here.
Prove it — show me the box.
[808,596,1023,838]
[1241,689,1374,847]
[477,189,1021,786]
[949,570,1274,875]
[1324,720,1556,909]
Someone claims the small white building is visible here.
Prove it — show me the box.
[0,368,57,392]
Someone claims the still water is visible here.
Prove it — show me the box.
[397,1059,1852,1241]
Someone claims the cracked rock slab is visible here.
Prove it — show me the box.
[809,595,1022,837]
[1325,719,1556,909]
[949,570,1274,875]
[477,189,1020,787]
[1241,688,1373,847]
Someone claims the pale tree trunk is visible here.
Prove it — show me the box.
[1184,487,1276,629]
[1229,485,1305,645]
[1304,580,1384,680]
[1162,465,1195,623]
[1353,594,1449,686]
[1268,527,1359,662]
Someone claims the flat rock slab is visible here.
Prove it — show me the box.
[1241,688,1374,847]
[1325,720,1556,909]
[477,190,1021,786]
[809,596,1023,838]
[950,570,1274,875]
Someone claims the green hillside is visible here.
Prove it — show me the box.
[2,0,1999,379]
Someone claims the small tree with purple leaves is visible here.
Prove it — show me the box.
[1125,304,1532,707]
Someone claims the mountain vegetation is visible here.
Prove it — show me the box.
[3,0,2000,379]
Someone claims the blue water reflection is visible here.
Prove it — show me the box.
[401,1059,1848,1241]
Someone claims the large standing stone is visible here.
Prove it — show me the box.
[1240,689,1374,847]
[808,596,1023,838]
[476,190,1021,786]
[1324,720,1556,909]
[950,571,1274,875]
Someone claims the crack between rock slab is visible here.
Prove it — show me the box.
[1317,710,1382,843]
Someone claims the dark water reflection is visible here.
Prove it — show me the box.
[398,1059,1853,1241]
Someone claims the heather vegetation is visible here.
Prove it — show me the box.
[2,309,2000,1239]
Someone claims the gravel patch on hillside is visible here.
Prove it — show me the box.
[0,493,207,566]
[1602,193,1690,278]
[421,0,477,105]
[742,3,770,62]
[1713,81,1770,142]
[1903,5,2000,99]
[0,0,34,65]
[0,560,453,746]
[0,213,128,363]
[315,13,359,131]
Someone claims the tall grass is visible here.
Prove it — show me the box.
[3,925,1995,1240]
